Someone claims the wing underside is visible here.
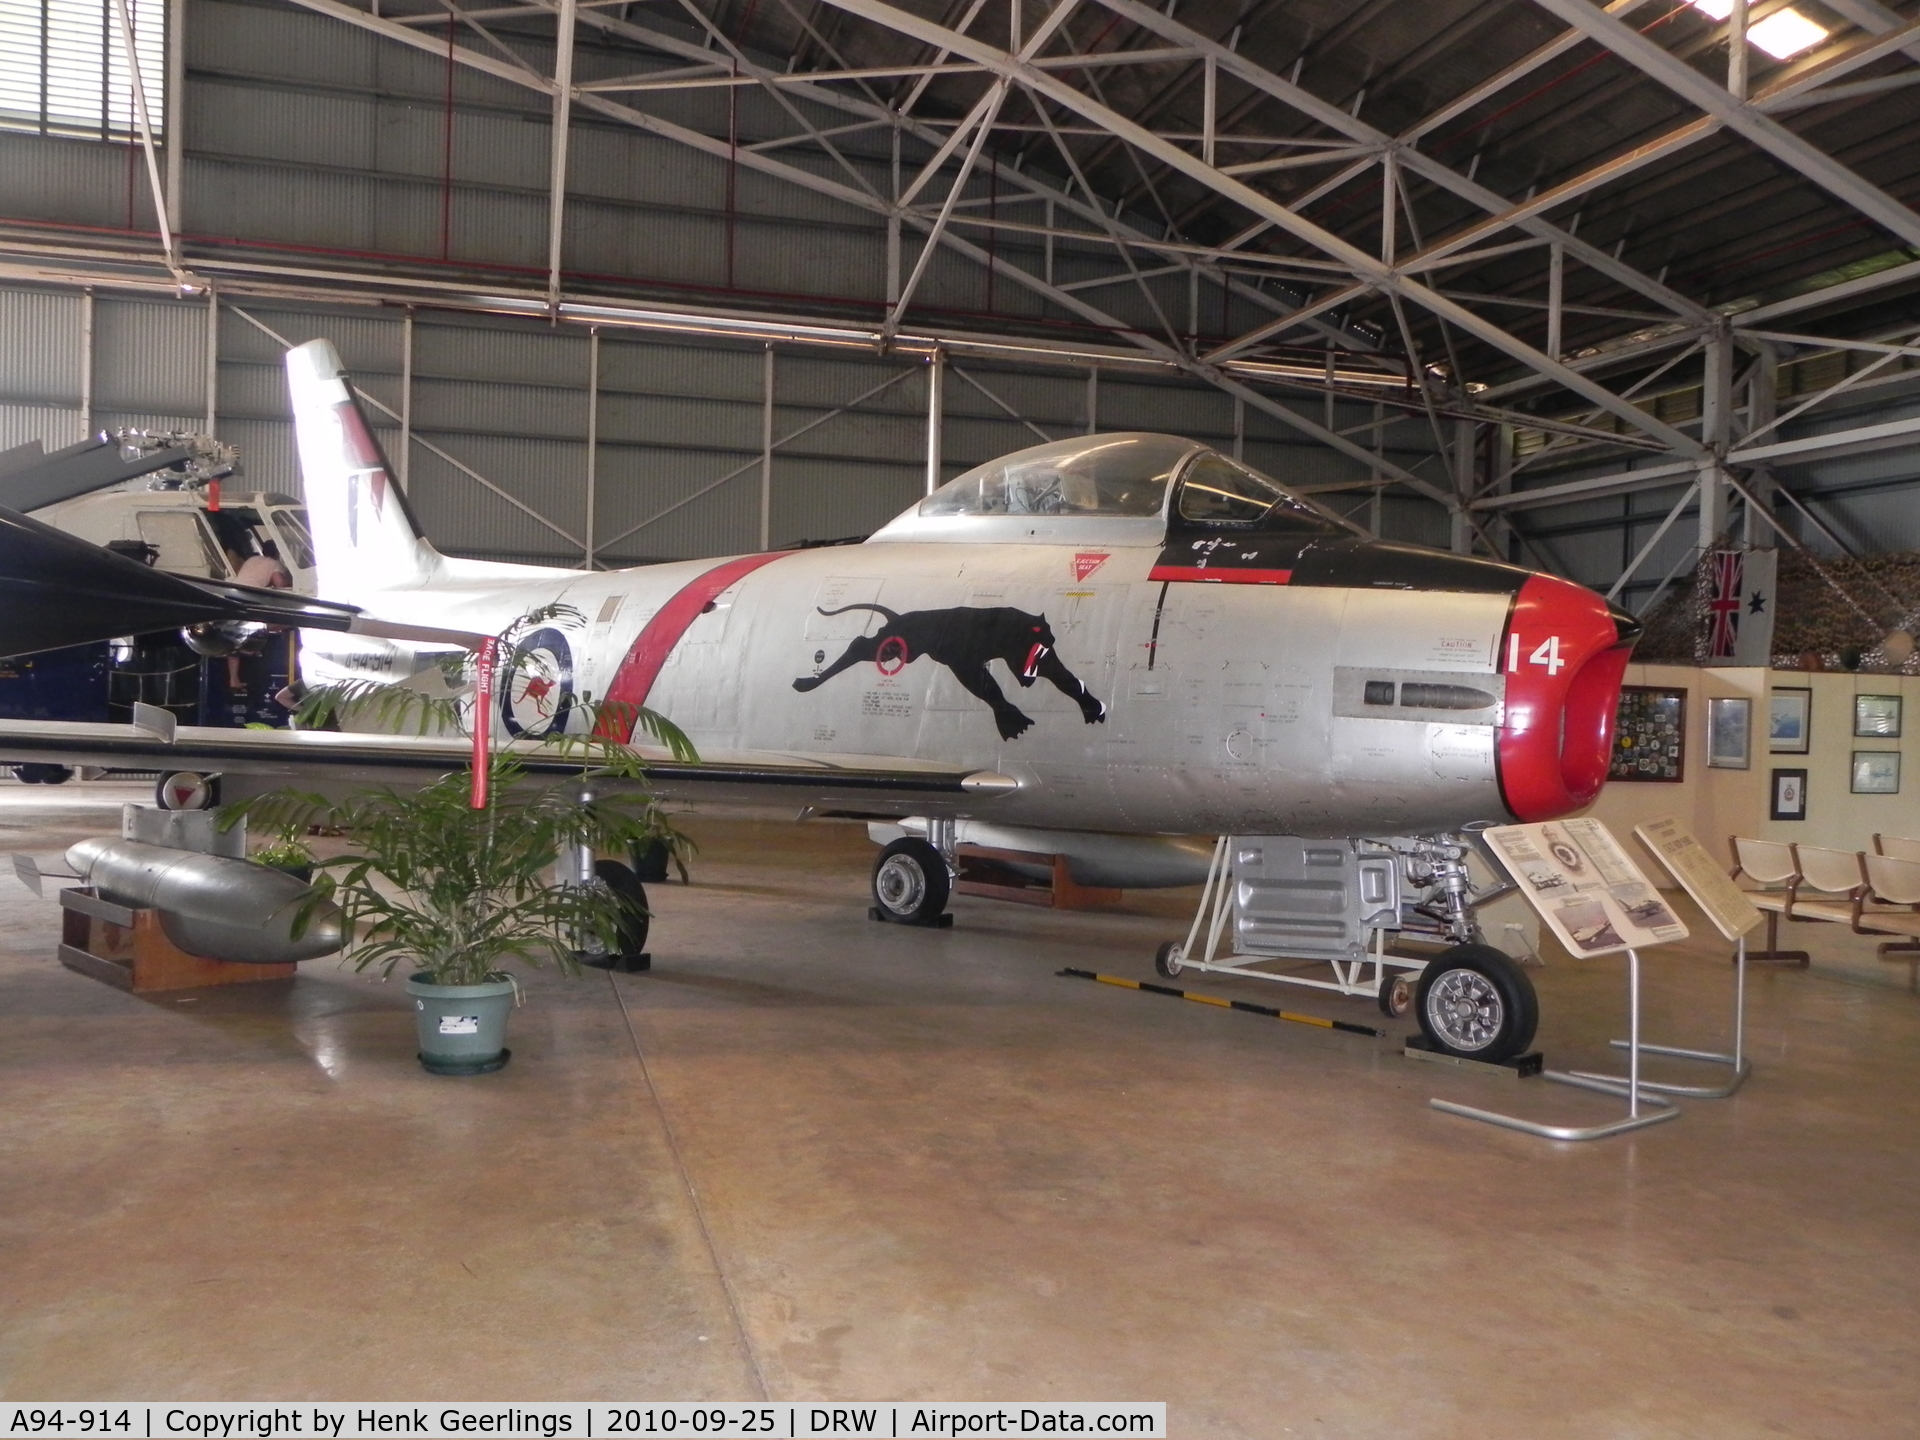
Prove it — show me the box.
[0,719,1016,813]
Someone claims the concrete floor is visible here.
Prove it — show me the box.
[3,780,1919,1436]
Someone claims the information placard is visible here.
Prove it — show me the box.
[1633,816,1763,942]
[1482,818,1689,957]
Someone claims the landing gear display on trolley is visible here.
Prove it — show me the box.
[1155,832,1539,1064]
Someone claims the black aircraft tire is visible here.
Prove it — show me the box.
[593,859,651,958]
[871,838,951,926]
[1414,944,1538,1063]
[14,764,71,785]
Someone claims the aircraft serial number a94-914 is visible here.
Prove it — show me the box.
[0,340,1641,1063]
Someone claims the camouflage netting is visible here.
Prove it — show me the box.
[1634,549,1920,673]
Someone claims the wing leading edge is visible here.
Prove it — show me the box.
[0,718,1018,810]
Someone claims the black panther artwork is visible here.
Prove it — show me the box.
[793,602,1107,741]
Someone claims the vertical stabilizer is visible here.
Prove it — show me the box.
[286,340,438,598]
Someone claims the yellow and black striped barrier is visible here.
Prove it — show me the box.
[1057,967,1382,1039]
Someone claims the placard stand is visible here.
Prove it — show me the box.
[1558,816,1766,1100]
[1566,935,1749,1098]
[1430,818,1692,1141]
[1430,946,1679,1139]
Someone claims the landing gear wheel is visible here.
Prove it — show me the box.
[1378,970,1415,1019]
[870,838,950,926]
[1414,943,1538,1063]
[594,859,651,959]
[155,772,218,810]
[1154,941,1184,978]
[13,764,71,785]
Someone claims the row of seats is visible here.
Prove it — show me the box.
[1729,834,1920,963]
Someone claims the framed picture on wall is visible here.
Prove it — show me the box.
[1854,693,1903,739]
[1770,768,1808,821]
[1852,752,1901,795]
[1609,686,1687,782]
[1707,696,1751,769]
[1769,687,1812,753]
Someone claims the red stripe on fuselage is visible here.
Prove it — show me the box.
[1147,565,1293,584]
[594,552,790,740]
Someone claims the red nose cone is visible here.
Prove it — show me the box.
[1497,574,1636,822]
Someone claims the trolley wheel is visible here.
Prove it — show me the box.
[593,858,651,959]
[1414,943,1538,1063]
[155,772,218,810]
[870,837,951,926]
[1154,941,1183,978]
[1378,970,1415,1019]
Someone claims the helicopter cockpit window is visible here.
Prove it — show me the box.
[920,434,1194,518]
[1175,452,1344,534]
[272,509,316,570]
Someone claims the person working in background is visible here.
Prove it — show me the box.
[235,541,292,591]
[229,542,294,719]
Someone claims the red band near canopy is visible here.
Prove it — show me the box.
[594,552,791,741]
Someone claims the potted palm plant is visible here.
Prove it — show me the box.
[230,614,692,1074]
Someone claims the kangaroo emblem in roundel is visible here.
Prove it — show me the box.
[794,602,1107,741]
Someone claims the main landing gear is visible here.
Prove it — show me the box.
[870,818,956,927]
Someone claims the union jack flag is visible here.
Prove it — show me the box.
[1707,550,1744,659]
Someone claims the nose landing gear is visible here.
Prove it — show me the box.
[1413,943,1538,1063]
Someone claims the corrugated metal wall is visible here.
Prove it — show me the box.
[0,280,1420,566]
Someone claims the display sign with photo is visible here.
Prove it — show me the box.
[1483,818,1689,957]
[1769,687,1811,753]
[1609,685,1686,782]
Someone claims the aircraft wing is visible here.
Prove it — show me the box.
[0,717,1019,813]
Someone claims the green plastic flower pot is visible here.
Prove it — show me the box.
[406,972,516,1075]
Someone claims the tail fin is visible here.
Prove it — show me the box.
[285,339,439,599]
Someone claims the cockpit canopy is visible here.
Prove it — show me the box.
[875,432,1349,544]
[920,434,1190,519]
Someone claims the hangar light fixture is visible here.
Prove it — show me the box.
[1685,1,1831,59]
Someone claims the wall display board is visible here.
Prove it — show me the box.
[1771,767,1808,820]
[1634,816,1762,941]
[1708,696,1751,769]
[1483,818,1689,957]
[1769,687,1811,753]
[1854,693,1902,739]
[1609,686,1687,782]
[1853,752,1901,794]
